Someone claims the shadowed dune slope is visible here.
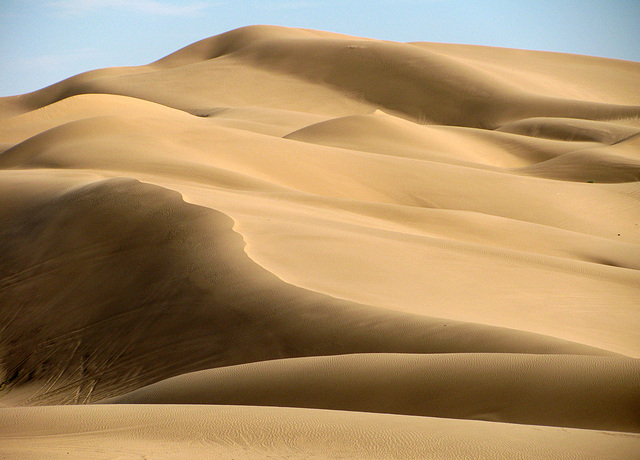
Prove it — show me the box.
[1,24,640,459]
[0,178,603,405]
[106,353,640,433]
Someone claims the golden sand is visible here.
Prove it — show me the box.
[1,26,639,458]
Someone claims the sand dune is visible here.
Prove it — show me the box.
[1,25,639,458]
[2,178,607,406]
[105,353,640,433]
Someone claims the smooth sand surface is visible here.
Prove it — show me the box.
[1,25,639,458]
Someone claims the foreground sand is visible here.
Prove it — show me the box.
[3,405,640,459]
[1,25,639,458]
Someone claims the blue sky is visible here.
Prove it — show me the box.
[1,0,639,97]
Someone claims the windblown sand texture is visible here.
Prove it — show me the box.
[1,25,640,458]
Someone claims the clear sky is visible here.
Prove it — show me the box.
[1,0,639,97]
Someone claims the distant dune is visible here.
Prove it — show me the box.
[1,25,639,459]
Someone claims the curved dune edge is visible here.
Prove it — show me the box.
[102,353,640,433]
[0,178,612,406]
[1,405,639,459]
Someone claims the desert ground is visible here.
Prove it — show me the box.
[1,25,639,458]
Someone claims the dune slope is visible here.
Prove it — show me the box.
[1,25,639,458]
[1,178,605,406]
[105,353,640,433]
